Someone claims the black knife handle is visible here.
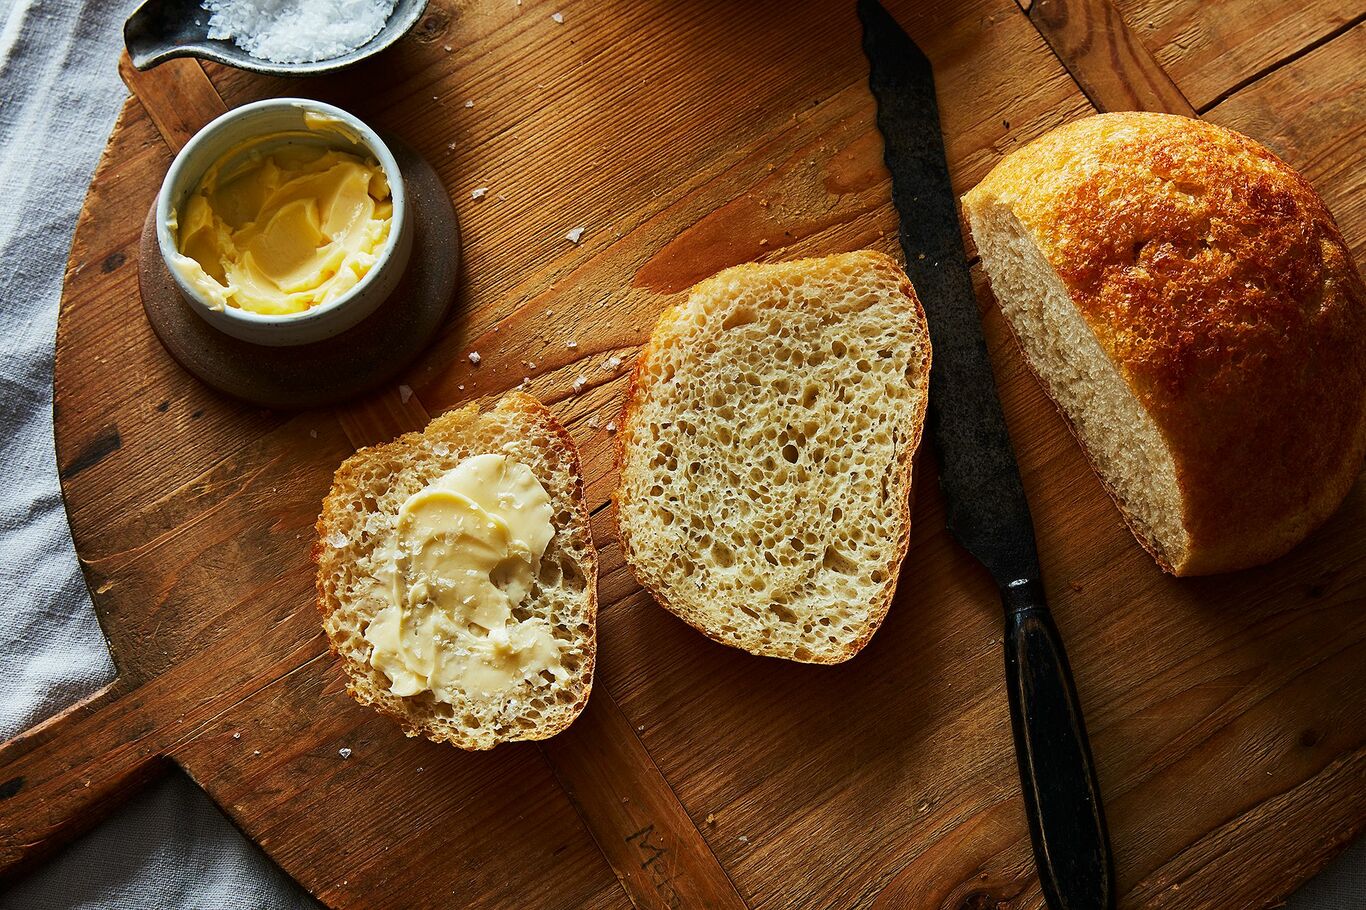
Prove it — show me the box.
[1002,578,1115,910]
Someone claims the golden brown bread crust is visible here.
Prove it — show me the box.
[966,112,1366,574]
[613,250,930,662]
[314,392,598,748]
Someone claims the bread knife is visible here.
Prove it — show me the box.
[857,2,1116,907]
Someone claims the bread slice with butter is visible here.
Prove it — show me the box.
[615,250,932,663]
[315,392,597,750]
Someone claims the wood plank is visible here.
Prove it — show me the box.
[1024,0,1197,114]
[1203,26,1366,260]
[117,52,227,151]
[544,695,748,910]
[1109,0,1366,110]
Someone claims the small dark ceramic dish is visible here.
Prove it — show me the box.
[124,0,429,76]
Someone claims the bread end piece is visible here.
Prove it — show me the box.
[616,250,931,663]
[315,392,598,749]
[964,112,1366,575]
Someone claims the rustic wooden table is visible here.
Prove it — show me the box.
[2,1,1364,908]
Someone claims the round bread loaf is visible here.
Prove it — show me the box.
[963,112,1366,575]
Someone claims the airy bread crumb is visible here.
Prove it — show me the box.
[615,250,931,663]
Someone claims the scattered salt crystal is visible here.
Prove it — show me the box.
[737,835,749,844]
[606,421,617,433]
[233,732,241,740]
[338,747,352,759]
[202,0,397,64]
[565,226,585,243]
[464,99,474,108]
[468,351,482,365]
[566,340,578,349]
[636,724,644,732]
[253,749,260,756]
[443,44,452,51]
[471,187,489,200]
[551,11,564,23]
[327,531,347,549]
[525,360,537,370]
[309,429,317,438]
[447,142,457,151]
[572,375,588,393]
[603,355,623,371]
[398,384,413,403]
[417,766,424,773]
[458,384,465,391]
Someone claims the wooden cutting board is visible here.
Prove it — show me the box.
[3,1,1364,907]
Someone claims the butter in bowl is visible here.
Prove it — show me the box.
[155,98,413,346]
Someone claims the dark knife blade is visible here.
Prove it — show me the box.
[858,2,1115,908]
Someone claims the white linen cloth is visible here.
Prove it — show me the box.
[0,0,1359,906]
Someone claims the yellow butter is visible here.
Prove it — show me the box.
[365,454,566,702]
[170,139,392,315]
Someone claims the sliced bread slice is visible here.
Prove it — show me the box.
[615,250,932,663]
[315,392,597,750]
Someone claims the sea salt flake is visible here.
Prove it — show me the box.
[338,748,352,759]
[603,355,623,371]
[606,421,617,433]
[468,351,482,365]
[398,383,413,403]
[202,0,398,64]
[566,340,578,349]
[572,375,588,393]
[464,99,474,108]
[551,11,564,23]
[471,186,488,200]
[565,226,585,243]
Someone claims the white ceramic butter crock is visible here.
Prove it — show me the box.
[155,98,413,347]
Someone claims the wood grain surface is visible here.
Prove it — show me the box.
[2,0,1364,908]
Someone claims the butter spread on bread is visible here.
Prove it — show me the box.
[963,112,1366,575]
[315,393,597,750]
[365,454,566,701]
